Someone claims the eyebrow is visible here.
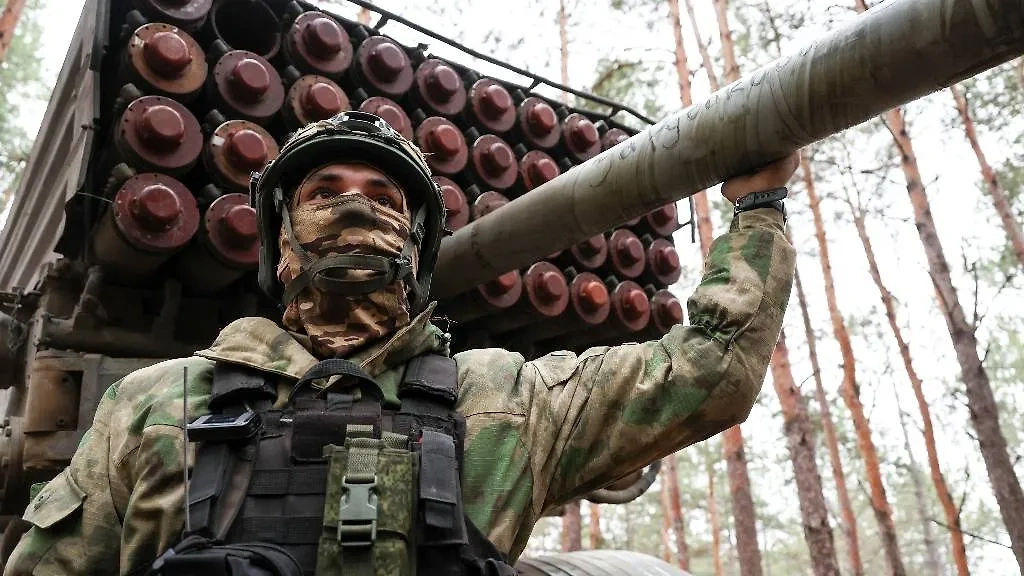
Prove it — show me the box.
[310,173,344,184]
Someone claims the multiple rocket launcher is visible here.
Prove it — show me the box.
[87,0,688,355]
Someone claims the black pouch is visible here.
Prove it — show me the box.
[147,535,304,576]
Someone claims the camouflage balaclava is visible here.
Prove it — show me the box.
[276,163,418,358]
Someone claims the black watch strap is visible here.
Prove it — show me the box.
[734,187,788,221]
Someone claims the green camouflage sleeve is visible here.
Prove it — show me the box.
[4,357,211,576]
[4,381,126,575]
[525,208,794,507]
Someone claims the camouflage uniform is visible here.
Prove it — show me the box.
[5,209,793,575]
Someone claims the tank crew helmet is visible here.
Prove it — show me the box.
[250,111,444,316]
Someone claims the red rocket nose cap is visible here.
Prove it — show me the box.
[617,235,643,265]
[578,279,609,312]
[570,118,599,149]
[481,84,512,119]
[651,204,677,226]
[221,204,258,246]
[427,64,461,100]
[303,82,344,120]
[489,271,519,294]
[527,103,557,133]
[227,129,269,172]
[138,105,186,150]
[143,31,191,77]
[428,124,462,158]
[130,185,181,230]
[658,297,684,326]
[483,142,514,174]
[303,17,344,58]
[653,245,680,275]
[622,288,649,321]
[368,43,406,81]
[230,58,271,98]
[528,157,558,184]
[578,235,604,257]
[534,270,566,303]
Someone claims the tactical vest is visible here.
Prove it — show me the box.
[146,355,517,576]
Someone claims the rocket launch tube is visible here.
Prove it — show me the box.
[431,0,1024,299]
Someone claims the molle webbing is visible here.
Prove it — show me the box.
[176,356,513,576]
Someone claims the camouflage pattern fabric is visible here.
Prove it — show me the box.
[279,184,416,358]
[4,208,794,575]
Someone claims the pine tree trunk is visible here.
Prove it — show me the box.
[558,0,570,104]
[724,428,763,576]
[794,263,864,576]
[770,331,841,576]
[0,0,26,64]
[661,484,677,564]
[712,0,740,83]
[562,500,582,552]
[713,4,762,573]
[356,7,372,25]
[893,388,943,576]
[588,502,603,549]
[802,150,907,576]
[850,1,1024,569]
[667,0,714,257]
[950,85,1024,269]
[683,0,721,91]
[708,458,725,576]
[663,455,691,570]
[847,197,970,576]
[882,103,1024,573]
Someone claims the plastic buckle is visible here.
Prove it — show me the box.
[339,476,378,547]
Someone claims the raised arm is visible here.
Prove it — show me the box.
[524,155,799,508]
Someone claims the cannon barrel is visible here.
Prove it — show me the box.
[430,0,1024,299]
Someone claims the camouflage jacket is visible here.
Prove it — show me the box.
[5,209,794,575]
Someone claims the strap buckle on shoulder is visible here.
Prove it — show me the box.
[338,475,378,547]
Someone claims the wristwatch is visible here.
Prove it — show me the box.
[733,187,788,222]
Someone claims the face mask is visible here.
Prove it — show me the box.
[277,193,417,358]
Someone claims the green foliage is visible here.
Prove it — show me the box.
[0,0,48,215]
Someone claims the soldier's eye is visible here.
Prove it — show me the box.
[315,188,338,200]
[374,196,395,209]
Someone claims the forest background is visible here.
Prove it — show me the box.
[1,0,1022,574]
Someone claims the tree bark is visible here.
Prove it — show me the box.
[708,458,725,576]
[0,0,26,65]
[712,0,740,83]
[667,0,714,257]
[561,500,582,552]
[793,264,864,576]
[683,0,721,91]
[850,1,1024,569]
[845,192,971,576]
[892,386,943,576]
[950,84,1024,269]
[802,149,907,576]
[558,0,570,104]
[356,7,372,25]
[883,104,1024,573]
[661,483,677,563]
[724,427,763,576]
[662,455,691,570]
[713,4,762,574]
[770,331,841,576]
[588,502,603,549]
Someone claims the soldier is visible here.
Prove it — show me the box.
[5,112,797,575]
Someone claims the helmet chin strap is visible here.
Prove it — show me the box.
[278,194,427,310]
